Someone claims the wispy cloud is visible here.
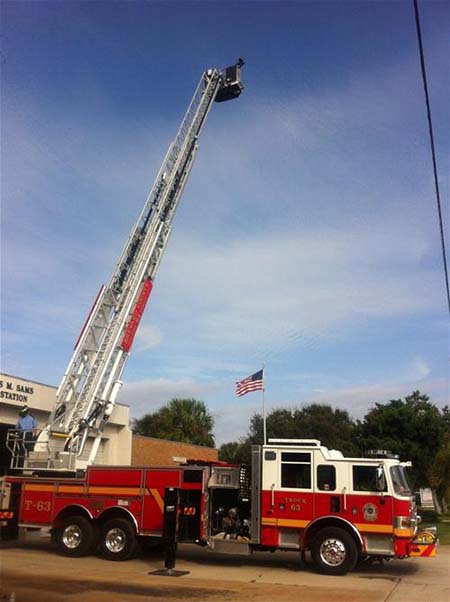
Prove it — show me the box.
[119,377,220,417]
[118,362,447,445]
[2,18,447,432]
[303,377,449,419]
[407,358,432,381]
[151,220,441,366]
[133,324,163,352]
[219,373,448,444]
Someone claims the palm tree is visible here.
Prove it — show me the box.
[132,398,215,447]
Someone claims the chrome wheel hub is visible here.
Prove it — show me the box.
[105,527,126,553]
[62,524,82,549]
[319,537,346,566]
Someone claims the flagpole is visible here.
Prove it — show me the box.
[262,363,266,446]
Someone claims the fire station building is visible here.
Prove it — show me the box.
[0,372,218,475]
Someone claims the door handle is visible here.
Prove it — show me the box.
[270,483,275,508]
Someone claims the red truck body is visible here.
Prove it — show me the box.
[1,440,437,575]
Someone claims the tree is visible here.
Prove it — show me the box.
[248,404,358,456]
[132,398,215,447]
[356,391,448,495]
[427,433,450,514]
[219,438,251,464]
[427,405,450,513]
[220,403,358,465]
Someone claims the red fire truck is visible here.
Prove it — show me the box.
[0,438,437,575]
[0,62,437,575]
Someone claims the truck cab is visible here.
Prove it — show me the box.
[250,438,428,573]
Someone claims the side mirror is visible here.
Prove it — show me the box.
[376,465,386,493]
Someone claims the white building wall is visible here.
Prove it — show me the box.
[0,373,132,466]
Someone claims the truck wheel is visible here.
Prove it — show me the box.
[58,515,96,557]
[310,527,358,575]
[99,518,139,561]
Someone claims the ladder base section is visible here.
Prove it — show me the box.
[25,450,76,471]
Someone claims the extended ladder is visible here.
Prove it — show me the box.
[28,60,244,471]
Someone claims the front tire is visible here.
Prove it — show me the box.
[57,515,97,557]
[310,527,358,575]
[99,518,139,561]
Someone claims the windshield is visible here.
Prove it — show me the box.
[390,465,413,496]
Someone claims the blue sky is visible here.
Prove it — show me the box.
[1,0,449,444]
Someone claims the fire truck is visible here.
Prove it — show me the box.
[0,59,436,574]
[1,439,437,575]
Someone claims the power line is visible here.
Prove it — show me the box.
[413,0,450,319]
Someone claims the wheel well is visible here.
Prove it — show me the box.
[53,505,93,529]
[302,517,363,552]
[96,507,138,531]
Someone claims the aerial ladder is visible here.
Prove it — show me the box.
[15,60,244,473]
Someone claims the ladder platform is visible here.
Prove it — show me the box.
[215,62,244,103]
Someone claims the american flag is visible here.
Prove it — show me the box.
[235,369,264,397]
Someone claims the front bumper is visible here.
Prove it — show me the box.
[408,526,438,557]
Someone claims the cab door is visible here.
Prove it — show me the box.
[347,464,393,537]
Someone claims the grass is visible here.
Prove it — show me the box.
[421,510,450,545]
[435,519,450,545]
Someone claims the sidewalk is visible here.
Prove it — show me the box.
[1,537,449,602]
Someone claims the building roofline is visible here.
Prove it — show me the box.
[0,372,129,408]
[1,372,57,390]
[132,434,217,451]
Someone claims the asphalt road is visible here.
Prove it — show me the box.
[1,533,449,602]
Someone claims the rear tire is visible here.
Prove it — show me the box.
[310,527,358,575]
[99,518,139,561]
[57,515,96,557]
